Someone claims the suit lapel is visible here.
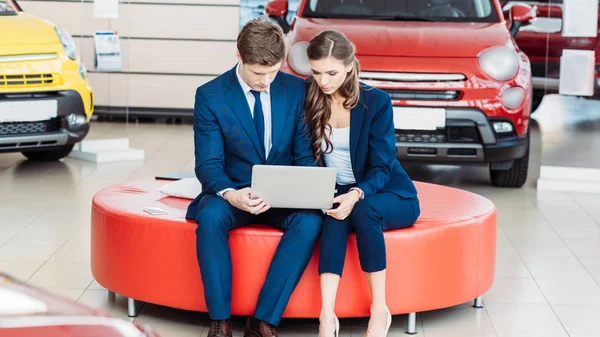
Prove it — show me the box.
[224,66,265,161]
[350,99,366,171]
[267,77,287,164]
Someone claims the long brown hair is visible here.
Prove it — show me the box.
[305,30,361,162]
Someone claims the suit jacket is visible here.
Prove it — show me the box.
[336,84,418,199]
[185,66,316,220]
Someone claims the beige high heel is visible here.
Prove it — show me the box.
[365,308,392,337]
[319,315,340,337]
[384,309,392,337]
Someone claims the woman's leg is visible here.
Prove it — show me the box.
[318,214,352,337]
[351,195,419,273]
[351,195,419,337]
[319,273,341,337]
[365,270,390,337]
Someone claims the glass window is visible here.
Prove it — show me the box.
[504,0,563,3]
[0,0,17,14]
[304,0,500,22]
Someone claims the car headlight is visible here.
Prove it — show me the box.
[55,26,77,60]
[478,46,519,81]
[288,41,311,76]
[492,121,514,133]
[79,62,87,79]
[501,86,525,110]
[66,113,88,129]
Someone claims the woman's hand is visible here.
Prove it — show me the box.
[325,190,361,220]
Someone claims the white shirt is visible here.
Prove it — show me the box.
[235,63,272,158]
[322,126,356,185]
[218,64,273,198]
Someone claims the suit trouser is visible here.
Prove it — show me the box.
[318,184,420,276]
[194,194,323,326]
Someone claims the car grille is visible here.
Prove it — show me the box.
[360,72,466,82]
[384,89,461,101]
[396,126,480,144]
[0,74,56,88]
[0,118,62,136]
[396,131,447,143]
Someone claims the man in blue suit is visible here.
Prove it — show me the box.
[185,18,323,337]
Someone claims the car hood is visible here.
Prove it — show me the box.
[293,18,511,58]
[0,273,154,337]
[0,13,59,46]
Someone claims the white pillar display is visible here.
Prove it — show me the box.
[562,0,598,37]
[559,49,595,96]
[559,0,598,96]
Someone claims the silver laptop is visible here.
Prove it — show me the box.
[251,165,337,209]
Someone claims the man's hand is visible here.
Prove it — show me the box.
[223,188,270,215]
[325,190,361,220]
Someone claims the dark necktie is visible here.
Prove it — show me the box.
[250,90,265,155]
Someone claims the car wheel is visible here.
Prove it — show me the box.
[22,144,75,161]
[531,89,545,114]
[490,132,530,188]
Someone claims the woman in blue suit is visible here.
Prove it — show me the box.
[304,30,420,337]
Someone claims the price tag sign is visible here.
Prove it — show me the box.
[94,31,122,72]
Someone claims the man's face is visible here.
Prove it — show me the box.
[238,55,281,92]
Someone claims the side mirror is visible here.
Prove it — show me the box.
[508,3,537,37]
[265,0,290,34]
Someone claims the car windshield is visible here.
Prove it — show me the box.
[302,0,500,23]
[0,0,17,15]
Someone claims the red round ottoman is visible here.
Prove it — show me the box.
[91,179,496,332]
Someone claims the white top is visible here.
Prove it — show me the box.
[235,63,272,158]
[322,126,356,185]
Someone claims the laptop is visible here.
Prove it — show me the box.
[251,165,337,209]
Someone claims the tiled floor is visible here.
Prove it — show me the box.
[535,94,600,169]
[1,98,600,337]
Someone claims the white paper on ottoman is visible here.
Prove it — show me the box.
[156,177,202,199]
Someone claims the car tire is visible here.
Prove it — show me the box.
[22,144,75,161]
[489,132,530,188]
[531,89,544,113]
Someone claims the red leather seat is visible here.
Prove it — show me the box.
[91,179,496,318]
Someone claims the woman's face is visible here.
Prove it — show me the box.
[309,56,353,96]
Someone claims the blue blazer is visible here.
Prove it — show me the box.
[338,84,418,199]
[185,66,316,220]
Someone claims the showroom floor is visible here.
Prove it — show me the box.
[1,94,600,337]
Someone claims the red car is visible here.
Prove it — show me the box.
[0,272,159,337]
[267,0,536,187]
[507,0,600,111]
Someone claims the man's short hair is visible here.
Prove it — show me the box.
[237,18,286,66]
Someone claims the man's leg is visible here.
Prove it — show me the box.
[252,209,323,326]
[195,194,252,320]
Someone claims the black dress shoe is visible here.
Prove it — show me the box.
[207,320,233,337]
[243,317,278,337]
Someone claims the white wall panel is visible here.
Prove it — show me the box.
[113,4,239,40]
[19,0,240,111]
[75,38,237,75]
[88,73,213,109]
[19,1,110,37]
[19,1,239,40]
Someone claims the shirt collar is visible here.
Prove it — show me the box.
[235,63,270,95]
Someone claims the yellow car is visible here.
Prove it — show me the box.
[0,0,93,161]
